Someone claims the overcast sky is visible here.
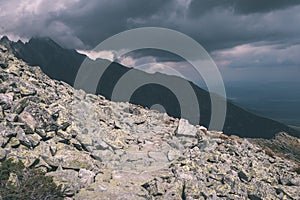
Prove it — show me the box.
[1,0,300,85]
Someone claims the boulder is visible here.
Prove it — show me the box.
[18,111,36,133]
[175,119,198,137]
[78,169,95,185]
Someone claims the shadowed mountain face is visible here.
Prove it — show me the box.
[1,36,299,138]
[0,36,86,84]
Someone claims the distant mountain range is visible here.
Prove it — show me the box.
[1,36,299,138]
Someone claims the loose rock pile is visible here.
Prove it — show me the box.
[0,45,299,199]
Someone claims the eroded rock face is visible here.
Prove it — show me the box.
[0,45,299,199]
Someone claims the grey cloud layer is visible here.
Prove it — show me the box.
[1,0,300,51]
[188,0,300,15]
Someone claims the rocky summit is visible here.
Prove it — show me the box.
[0,45,299,200]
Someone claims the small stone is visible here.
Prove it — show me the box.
[0,106,4,120]
[36,128,47,137]
[7,172,19,186]
[0,45,8,52]
[19,84,37,96]
[113,120,122,129]
[18,111,36,133]
[12,97,28,114]
[78,169,95,185]
[134,118,146,125]
[60,121,71,131]
[0,63,8,69]
[0,148,6,160]
[9,137,20,147]
[76,134,93,149]
[124,106,141,115]
[248,194,262,200]
[45,131,56,139]
[0,125,16,138]
[0,92,14,109]
[207,155,219,163]
[0,46,8,52]
[238,170,250,182]
[198,139,218,152]
[0,136,6,148]
[199,126,208,134]
[210,182,227,194]
[290,177,300,186]
[5,113,18,122]
[57,130,72,140]
[28,134,41,147]
[50,145,57,156]
[16,129,31,148]
[93,138,109,150]
[269,157,276,163]
[95,169,112,182]
[68,128,78,138]
[222,174,235,185]
[8,65,21,76]
[167,149,181,161]
[70,138,82,150]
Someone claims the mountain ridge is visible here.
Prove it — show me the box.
[1,36,299,139]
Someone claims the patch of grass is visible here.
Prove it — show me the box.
[0,158,63,200]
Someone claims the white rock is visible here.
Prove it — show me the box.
[79,169,95,185]
[176,119,197,137]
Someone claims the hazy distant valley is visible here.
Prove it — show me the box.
[226,81,300,128]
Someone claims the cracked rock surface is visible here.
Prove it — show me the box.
[0,45,299,199]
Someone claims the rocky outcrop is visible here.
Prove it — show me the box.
[0,45,299,199]
[249,132,300,163]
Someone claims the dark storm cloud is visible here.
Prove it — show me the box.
[0,0,174,48]
[1,0,300,52]
[1,0,300,76]
[58,0,174,48]
[232,0,300,14]
[188,0,300,16]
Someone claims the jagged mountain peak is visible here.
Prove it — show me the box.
[27,36,62,49]
[0,36,9,42]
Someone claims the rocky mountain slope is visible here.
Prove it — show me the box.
[1,36,299,139]
[0,46,300,199]
[249,132,300,163]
